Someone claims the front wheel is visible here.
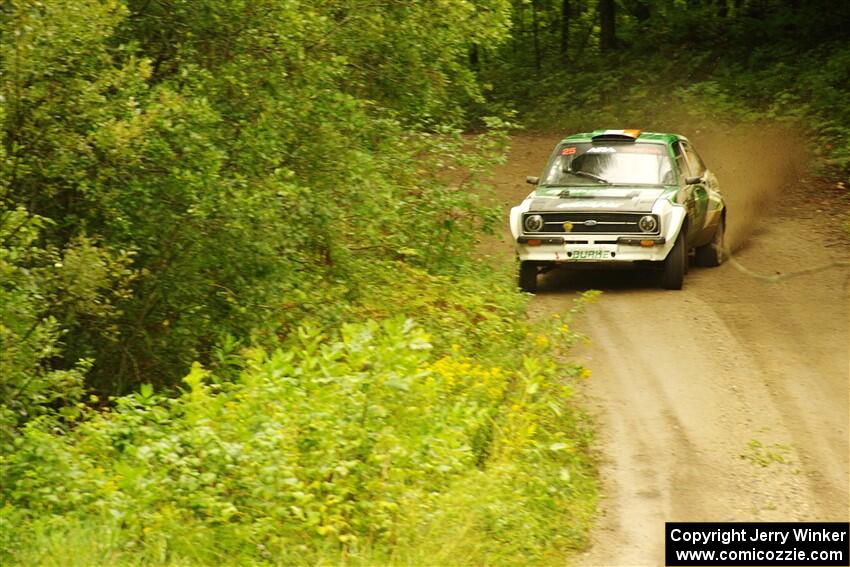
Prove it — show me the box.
[518,261,538,293]
[661,230,685,290]
[695,215,725,267]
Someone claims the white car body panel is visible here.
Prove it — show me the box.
[510,190,686,264]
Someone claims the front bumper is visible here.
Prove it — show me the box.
[510,197,686,264]
[515,236,670,263]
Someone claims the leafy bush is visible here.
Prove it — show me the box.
[1,282,598,566]
[0,3,602,564]
[0,0,515,401]
[0,206,134,448]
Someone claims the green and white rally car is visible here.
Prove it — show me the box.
[510,129,726,292]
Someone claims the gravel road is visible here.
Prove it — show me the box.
[487,133,850,566]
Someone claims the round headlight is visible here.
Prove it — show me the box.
[524,214,544,232]
[639,215,658,233]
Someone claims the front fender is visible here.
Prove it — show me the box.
[653,198,687,257]
[509,198,532,240]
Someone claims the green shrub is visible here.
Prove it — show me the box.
[0,0,514,399]
[0,207,92,448]
[2,285,598,566]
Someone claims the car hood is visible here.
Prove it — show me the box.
[528,187,672,212]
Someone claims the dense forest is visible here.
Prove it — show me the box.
[1,0,848,564]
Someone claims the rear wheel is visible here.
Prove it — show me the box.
[695,216,725,267]
[661,230,685,290]
[518,261,538,293]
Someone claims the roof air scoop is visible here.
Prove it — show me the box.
[591,129,641,142]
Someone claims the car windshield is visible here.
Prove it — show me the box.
[542,142,674,186]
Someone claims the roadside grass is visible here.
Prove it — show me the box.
[1,261,599,566]
[8,442,598,567]
[740,439,794,468]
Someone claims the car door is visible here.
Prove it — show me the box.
[673,141,708,247]
[682,141,716,245]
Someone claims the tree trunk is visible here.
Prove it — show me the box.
[514,2,524,58]
[632,0,651,22]
[560,0,571,64]
[532,0,542,71]
[599,0,616,51]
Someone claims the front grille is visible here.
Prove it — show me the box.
[523,212,658,235]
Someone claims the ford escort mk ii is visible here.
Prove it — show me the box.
[510,130,727,291]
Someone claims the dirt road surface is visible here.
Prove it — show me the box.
[486,134,850,566]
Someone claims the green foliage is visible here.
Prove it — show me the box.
[0,0,515,400]
[0,197,133,446]
[740,439,793,468]
[2,281,598,565]
[0,207,88,446]
[0,1,605,564]
[485,0,850,178]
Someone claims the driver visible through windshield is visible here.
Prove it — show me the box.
[542,142,674,186]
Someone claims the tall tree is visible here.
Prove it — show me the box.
[532,0,542,70]
[560,0,571,64]
[599,0,616,51]
[631,0,650,22]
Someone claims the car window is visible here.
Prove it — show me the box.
[682,143,706,177]
[542,142,674,186]
[673,141,690,183]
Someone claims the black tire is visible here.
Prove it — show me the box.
[695,215,725,267]
[518,261,538,293]
[661,230,686,290]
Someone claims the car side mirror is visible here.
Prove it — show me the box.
[685,176,703,185]
[526,176,539,185]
